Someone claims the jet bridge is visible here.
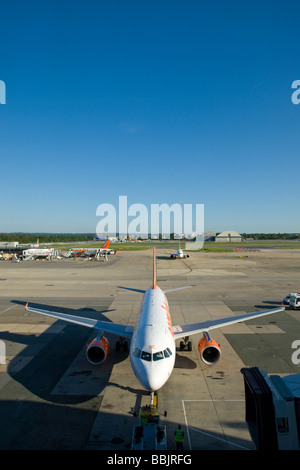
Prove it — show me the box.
[241,367,300,450]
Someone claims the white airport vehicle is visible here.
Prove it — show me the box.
[25,248,285,392]
[289,293,300,310]
[65,239,116,258]
[282,293,293,306]
[282,293,300,307]
[170,239,190,259]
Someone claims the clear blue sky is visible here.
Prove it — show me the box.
[0,1,300,234]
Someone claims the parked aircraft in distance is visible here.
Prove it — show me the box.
[66,239,116,257]
[30,238,40,247]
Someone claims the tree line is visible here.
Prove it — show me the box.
[0,233,95,244]
[0,233,299,244]
[241,233,300,240]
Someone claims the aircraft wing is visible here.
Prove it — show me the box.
[163,286,193,293]
[117,285,192,294]
[173,306,285,339]
[25,303,134,339]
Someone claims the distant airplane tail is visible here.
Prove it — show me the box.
[153,247,157,289]
[102,239,110,249]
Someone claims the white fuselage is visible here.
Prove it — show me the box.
[130,286,176,391]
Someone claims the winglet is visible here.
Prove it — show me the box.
[153,247,157,289]
[25,302,28,309]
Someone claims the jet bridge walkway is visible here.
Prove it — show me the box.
[241,367,300,450]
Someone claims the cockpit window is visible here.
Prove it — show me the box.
[141,351,152,362]
[139,348,173,362]
[153,351,164,361]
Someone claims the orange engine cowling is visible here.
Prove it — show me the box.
[198,333,221,365]
[86,336,109,365]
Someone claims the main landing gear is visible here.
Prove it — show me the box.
[116,337,128,352]
[179,336,192,351]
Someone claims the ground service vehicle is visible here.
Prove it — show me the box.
[289,294,300,310]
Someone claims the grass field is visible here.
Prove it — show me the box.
[51,239,300,253]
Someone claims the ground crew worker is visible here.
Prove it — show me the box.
[174,425,184,450]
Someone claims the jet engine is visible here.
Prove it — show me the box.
[86,335,109,365]
[198,332,221,365]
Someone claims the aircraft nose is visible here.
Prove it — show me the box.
[131,355,170,392]
[140,371,167,392]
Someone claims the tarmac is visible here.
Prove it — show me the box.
[0,247,299,450]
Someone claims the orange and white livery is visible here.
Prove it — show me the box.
[25,248,285,392]
[66,239,116,257]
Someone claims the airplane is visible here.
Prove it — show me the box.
[170,239,190,259]
[30,238,40,248]
[95,236,118,243]
[24,248,285,393]
[66,239,116,257]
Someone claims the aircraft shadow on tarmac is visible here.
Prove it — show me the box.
[1,301,132,405]
[174,352,197,369]
[1,300,199,407]
[0,398,253,450]
[253,301,283,311]
[259,301,283,306]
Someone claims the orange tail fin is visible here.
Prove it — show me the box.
[102,239,110,249]
[153,247,157,289]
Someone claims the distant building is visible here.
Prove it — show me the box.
[204,232,216,242]
[215,231,243,243]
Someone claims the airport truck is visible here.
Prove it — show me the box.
[131,395,167,450]
[289,293,300,310]
[21,248,55,260]
[282,293,300,308]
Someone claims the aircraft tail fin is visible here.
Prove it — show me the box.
[153,247,157,289]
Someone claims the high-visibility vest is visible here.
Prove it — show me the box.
[175,429,183,442]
